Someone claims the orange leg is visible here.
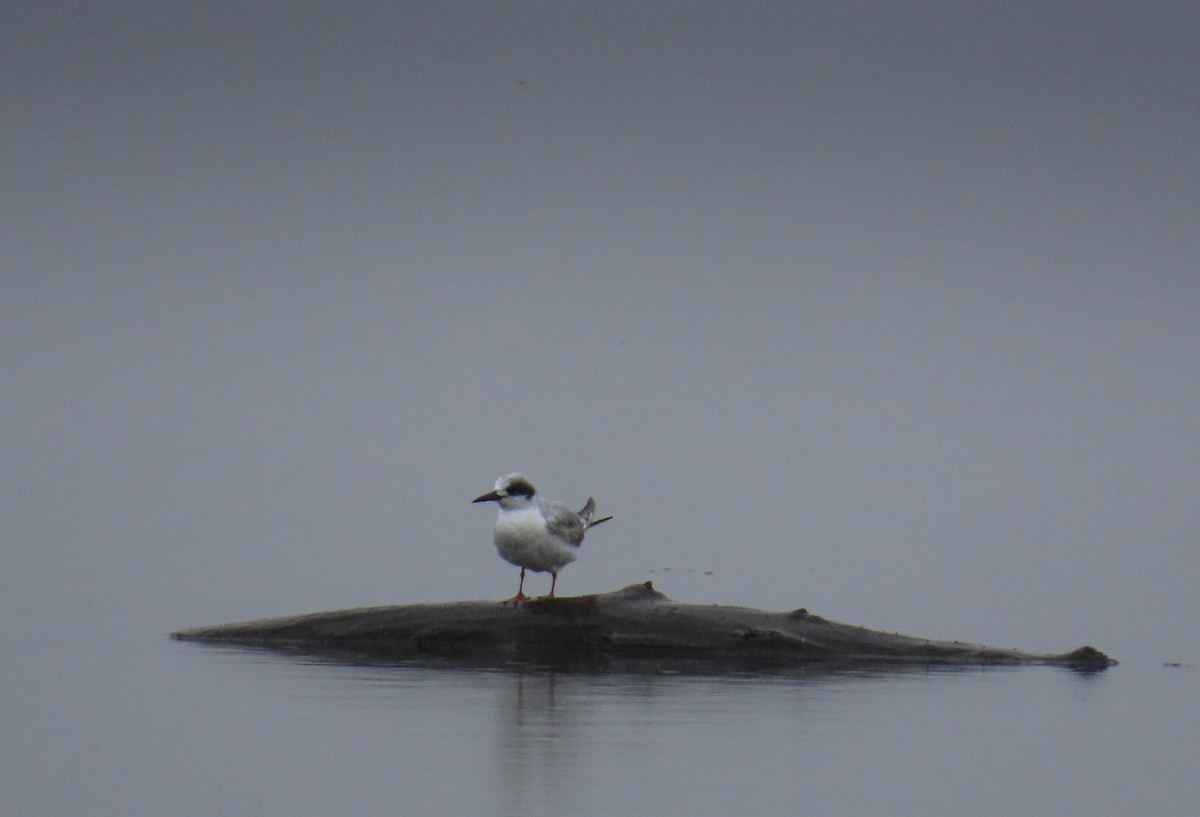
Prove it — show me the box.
[503,568,528,603]
[541,570,559,599]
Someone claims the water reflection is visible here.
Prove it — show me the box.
[497,673,569,815]
[158,640,1200,817]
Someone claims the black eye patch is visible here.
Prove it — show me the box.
[504,477,536,498]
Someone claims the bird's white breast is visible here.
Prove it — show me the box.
[493,505,578,573]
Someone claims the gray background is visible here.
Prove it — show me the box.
[4,2,1197,666]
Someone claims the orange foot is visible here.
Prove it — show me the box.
[501,592,528,604]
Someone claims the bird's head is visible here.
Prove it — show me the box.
[473,473,537,509]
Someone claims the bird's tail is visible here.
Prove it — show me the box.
[579,497,614,529]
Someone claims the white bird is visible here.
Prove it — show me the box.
[473,473,612,602]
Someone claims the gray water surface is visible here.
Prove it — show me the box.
[6,632,1195,817]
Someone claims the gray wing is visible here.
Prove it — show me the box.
[542,500,587,546]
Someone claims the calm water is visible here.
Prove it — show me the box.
[5,627,1197,817]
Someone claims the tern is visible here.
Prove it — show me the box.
[473,473,612,602]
